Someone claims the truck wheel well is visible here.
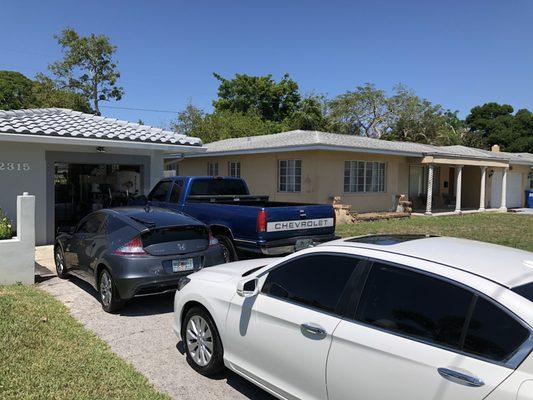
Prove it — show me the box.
[209,225,233,240]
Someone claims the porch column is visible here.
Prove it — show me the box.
[479,166,487,211]
[499,167,508,212]
[425,164,434,215]
[455,165,463,213]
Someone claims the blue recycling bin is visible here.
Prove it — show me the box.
[526,190,533,208]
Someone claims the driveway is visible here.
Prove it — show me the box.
[36,246,274,400]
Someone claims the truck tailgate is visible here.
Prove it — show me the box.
[261,204,335,241]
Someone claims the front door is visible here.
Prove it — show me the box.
[326,262,522,400]
[224,253,365,400]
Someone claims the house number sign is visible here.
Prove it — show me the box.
[0,162,31,171]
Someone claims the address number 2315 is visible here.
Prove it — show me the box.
[0,162,31,171]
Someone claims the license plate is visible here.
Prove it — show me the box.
[295,239,314,251]
[172,258,194,273]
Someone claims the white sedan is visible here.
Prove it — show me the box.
[173,235,533,400]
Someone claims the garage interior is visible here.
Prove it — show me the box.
[54,162,142,232]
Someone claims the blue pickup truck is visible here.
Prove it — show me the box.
[136,176,337,261]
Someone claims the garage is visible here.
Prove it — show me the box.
[0,108,203,244]
[491,171,523,208]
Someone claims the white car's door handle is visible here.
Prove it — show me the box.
[301,323,326,336]
[437,368,485,387]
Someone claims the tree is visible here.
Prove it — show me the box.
[465,103,517,150]
[282,94,332,131]
[0,70,92,112]
[171,103,205,136]
[328,83,391,137]
[33,74,93,113]
[212,73,301,122]
[0,71,34,110]
[385,85,464,145]
[48,28,123,115]
[186,109,282,144]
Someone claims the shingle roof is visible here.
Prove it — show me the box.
[196,130,531,163]
[0,108,202,147]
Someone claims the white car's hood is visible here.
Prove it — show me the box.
[194,258,281,283]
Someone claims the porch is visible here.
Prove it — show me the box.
[409,155,511,215]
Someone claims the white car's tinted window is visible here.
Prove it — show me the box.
[262,254,362,314]
[464,297,530,362]
[355,263,473,349]
[512,282,533,302]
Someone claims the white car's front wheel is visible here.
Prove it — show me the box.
[183,307,224,376]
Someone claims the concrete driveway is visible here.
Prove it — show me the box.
[36,246,274,400]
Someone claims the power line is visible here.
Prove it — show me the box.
[99,105,179,114]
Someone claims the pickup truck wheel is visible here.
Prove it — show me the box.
[215,235,237,262]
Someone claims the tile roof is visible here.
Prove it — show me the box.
[197,130,532,164]
[0,108,202,147]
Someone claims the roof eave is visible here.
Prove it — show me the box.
[0,132,206,153]
[183,144,425,158]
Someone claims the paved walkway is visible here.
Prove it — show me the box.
[36,247,273,400]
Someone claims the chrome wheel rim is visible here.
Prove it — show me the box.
[186,315,213,366]
[55,250,64,274]
[100,272,112,307]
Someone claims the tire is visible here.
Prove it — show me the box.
[182,306,224,376]
[98,269,124,313]
[54,246,69,279]
[215,234,237,262]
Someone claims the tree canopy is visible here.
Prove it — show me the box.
[48,28,123,115]
[465,103,533,152]
[0,70,92,112]
[212,73,300,122]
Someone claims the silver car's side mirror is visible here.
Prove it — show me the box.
[237,277,259,298]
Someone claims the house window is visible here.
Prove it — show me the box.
[165,161,179,176]
[207,162,218,176]
[344,161,386,193]
[278,160,302,192]
[228,161,241,178]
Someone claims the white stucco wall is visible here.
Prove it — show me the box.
[0,140,166,245]
[0,194,35,284]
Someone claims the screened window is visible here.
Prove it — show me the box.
[207,162,219,177]
[356,263,473,349]
[262,254,362,314]
[228,161,241,178]
[278,160,302,192]
[344,161,386,193]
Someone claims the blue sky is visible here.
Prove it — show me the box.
[2,0,533,128]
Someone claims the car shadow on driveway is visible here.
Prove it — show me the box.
[64,275,176,316]
[176,341,276,400]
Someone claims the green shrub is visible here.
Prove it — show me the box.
[0,209,13,240]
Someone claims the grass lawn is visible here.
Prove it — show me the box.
[336,212,533,252]
[0,284,168,400]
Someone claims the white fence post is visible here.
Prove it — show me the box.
[0,193,35,284]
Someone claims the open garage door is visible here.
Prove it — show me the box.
[491,171,523,208]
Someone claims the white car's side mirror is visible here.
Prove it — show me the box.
[237,277,259,298]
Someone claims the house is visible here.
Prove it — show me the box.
[173,130,533,214]
[0,108,204,244]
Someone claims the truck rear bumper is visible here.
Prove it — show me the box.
[236,233,339,256]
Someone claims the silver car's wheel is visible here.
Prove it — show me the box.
[186,315,213,366]
[54,247,68,279]
[99,271,113,308]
